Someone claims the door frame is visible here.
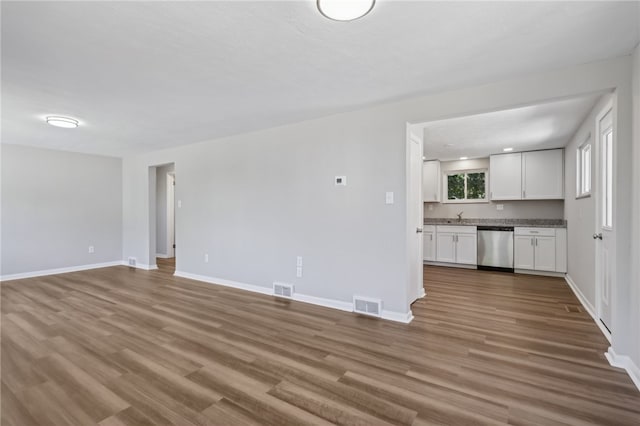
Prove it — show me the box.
[594,100,614,341]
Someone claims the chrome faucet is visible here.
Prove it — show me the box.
[456,211,463,222]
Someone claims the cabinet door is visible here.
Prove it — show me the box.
[490,153,522,200]
[455,233,477,265]
[534,236,556,271]
[514,235,535,269]
[522,150,564,199]
[423,231,436,261]
[422,161,441,202]
[436,233,456,263]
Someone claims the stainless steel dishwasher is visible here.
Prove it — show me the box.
[477,226,514,272]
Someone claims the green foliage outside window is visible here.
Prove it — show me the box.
[447,171,486,201]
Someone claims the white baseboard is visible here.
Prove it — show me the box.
[382,309,414,323]
[605,347,640,392]
[293,292,353,312]
[515,269,565,277]
[121,261,158,271]
[564,274,611,342]
[174,270,413,324]
[174,270,273,296]
[155,253,170,259]
[424,261,477,270]
[0,261,123,282]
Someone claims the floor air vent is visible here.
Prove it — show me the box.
[273,282,294,299]
[353,296,382,317]
[128,257,136,267]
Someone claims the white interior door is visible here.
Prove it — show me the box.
[408,134,424,302]
[596,109,614,333]
[167,173,175,258]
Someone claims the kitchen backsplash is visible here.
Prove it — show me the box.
[424,199,564,220]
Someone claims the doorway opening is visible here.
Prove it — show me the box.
[151,163,176,275]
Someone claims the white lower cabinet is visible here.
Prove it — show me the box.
[514,227,566,273]
[514,235,535,269]
[435,226,477,266]
[423,226,436,261]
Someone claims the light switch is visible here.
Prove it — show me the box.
[385,192,394,204]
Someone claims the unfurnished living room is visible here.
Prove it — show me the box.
[1,1,640,425]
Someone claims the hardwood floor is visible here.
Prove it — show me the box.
[2,264,639,425]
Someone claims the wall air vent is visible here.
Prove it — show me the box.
[273,282,294,299]
[353,296,382,317]
[128,257,136,267]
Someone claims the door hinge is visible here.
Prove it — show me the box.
[173,244,176,248]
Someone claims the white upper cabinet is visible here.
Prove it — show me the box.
[489,149,564,201]
[522,150,564,199]
[489,153,522,200]
[423,160,441,202]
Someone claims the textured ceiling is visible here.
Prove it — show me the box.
[2,1,639,156]
[420,93,604,161]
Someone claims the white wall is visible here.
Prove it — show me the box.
[630,41,640,378]
[122,55,634,323]
[564,94,612,307]
[1,144,122,277]
[155,163,175,256]
[425,158,564,219]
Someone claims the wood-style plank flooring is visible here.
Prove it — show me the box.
[2,263,639,425]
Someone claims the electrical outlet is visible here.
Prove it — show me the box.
[428,204,434,211]
[88,246,94,254]
[204,253,209,263]
[334,176,346,186]
[296,267,303,278]
[496,204,504,211]
[178,200,182,208]
[296,256,303,267]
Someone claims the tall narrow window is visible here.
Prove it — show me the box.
[576,136,591,198]
[602,127,613,228]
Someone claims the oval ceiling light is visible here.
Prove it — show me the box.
[317,0,375,21]
[46,116,79,128]
[459,157,468,160]
[503,147,514,152]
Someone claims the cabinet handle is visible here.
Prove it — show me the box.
[430,234,433,241]
[531,237,534,246]
[535,237,538,246]
[523,190,526,198]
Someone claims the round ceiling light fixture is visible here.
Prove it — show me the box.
[46,116,79,128]
[317,0,375,21]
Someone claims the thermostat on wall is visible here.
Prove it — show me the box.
[335,176,347,186]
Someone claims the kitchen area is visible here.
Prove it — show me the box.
[418,95,600,277]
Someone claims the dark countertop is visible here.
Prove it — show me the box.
[423,218,567,228]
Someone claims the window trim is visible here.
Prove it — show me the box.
[442,168,489,204]
[576,134,592,199]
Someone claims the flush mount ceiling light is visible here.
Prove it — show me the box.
[317,0,375,21]
[459,156,468,160]
[503,147,514,152]
[46,116,79,128]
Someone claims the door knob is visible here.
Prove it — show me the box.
[593,233,603,240]
[416,228,423,233]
